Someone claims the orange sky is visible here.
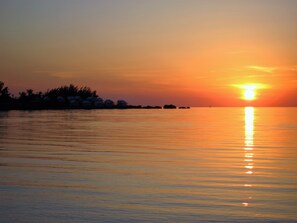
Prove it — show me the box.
[0,0,296,106]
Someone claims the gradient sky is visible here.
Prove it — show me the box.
[0,0,296,106]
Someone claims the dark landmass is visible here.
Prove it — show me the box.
[0,81,190,111]
[163,104,176,109]
[178,106,191,109]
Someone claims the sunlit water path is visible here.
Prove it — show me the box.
[0,108,296,223]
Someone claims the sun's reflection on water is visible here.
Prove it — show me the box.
[243,107,254,207]
[245,107,254,147]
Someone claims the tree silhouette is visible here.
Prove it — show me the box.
[0,81,11,102]
[44,84,98,100]
[0,82,174,110]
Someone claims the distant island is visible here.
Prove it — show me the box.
[0,81,190,110]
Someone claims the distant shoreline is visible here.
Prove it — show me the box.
[0,105,191,111]
[0,82,192,111]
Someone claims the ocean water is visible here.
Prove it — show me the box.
[0,108,296,223]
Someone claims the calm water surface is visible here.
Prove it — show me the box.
[0,108,296,223]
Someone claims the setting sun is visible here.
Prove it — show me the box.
[244,86,256,101]
[232,83,269,102]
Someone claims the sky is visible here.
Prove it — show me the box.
[0,0,296,106]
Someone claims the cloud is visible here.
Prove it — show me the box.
[283,65,297,72]
[231,83,270,89]
[245,66,276,73]
[245,65,297,74]
[34,70,89,79]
